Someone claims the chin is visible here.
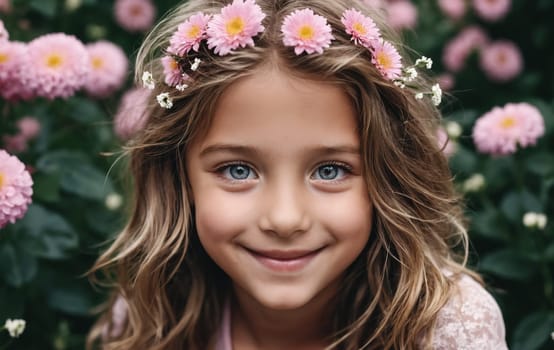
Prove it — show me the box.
[252,286,319,311]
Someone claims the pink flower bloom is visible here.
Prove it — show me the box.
[473,102,544,156]
[386,0,418,31]
[0,20,8,41]
[0,0,10,14]
[473,0,511,22]
[438,0,466,20]
[169,12,211,56]
[206,0,265,56]
[84,41,129,98]
[2,116,41,154]
[114,87,150,140]
[161,55,190,87]
[114,0,156,32]
[281,8,334,55]
[0,149,33,229]
[371,39,402,80]
[436,126,456,157]
[0,41,34,101]
[480,40,522,83]
[2,134,27,153]
[442,26,488,72]
[21,33,89,100]
[437,73,455,91]
[101,296,128,340]
[341,8,380,47]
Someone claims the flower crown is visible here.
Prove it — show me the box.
[143,0,442,109]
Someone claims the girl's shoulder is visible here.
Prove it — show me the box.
[431,273,508,350]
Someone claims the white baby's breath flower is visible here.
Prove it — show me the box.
[156,92,173,109]
[415,56,433,69]
[142,71,155,90]
[404,67,418,82]
[394,80,406,88]
[414,92,424,100]
[431,83,442,106]
[462,173,485,193]
[4,319,26,338]
[190,58,202,71]
[445,121,462,139]
[175,83,188,91]
[105,193,123,211]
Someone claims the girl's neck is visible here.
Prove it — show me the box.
[230,283,338,350]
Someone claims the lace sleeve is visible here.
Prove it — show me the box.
[431,274,508,350]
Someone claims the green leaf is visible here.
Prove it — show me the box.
[17,204,79,260]
[525,152,554,176]
[66,97,107,123]
[449,145,478,175]
[47,282,97,316]
[32,172,61,202]
[0,286,25,321]
[479,249,537,281]
[29,0,58,17]
[0,244,38,287]
[545,243,554,261]
[470,209,507,242]
[500,190,542,223]
[512,311,554,350]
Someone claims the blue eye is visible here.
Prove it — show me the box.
[313,164,348,180]
[221,164,255,180]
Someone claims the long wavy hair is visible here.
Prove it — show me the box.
[87,0,479,349]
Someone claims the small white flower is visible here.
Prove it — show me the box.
[404,67,418,82]
[431,83,442,106]
[394,80,406,88]
[156,92,173,109]
[175,83,188,91]
[415,56,433,69]
[190,58,202,71]
[142,71,155,90]
[536,214,547,229]
[523,212,538,228]
[4,319,26,338]
[65,0,82,11]
[551,331,554,341]
[445,121,462,139]
[105,193,123,211]
[463,173,485,193]
[414,92,424,100]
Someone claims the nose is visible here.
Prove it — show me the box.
[258,179,312,238]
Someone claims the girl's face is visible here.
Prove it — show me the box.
[186,66,372,311]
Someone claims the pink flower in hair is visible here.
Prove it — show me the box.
[206,0,266,56]
[473,0,511,22]
[386,0,418,31]
[341,8,380,47]
[438,0,466,20]
[281,8,334,55]
[473,103,544,156]
[114,0,156,32]
[371,39,402,80]
[169,12,211,56]
[0,20,8,41]
[480,40,522,83]
[161,55,189,87]
[0,149,33,229]
[85,41,129,98]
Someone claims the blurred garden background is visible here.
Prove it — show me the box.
[1,0,553,349]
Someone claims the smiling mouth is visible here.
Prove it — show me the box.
[244,247,324,272]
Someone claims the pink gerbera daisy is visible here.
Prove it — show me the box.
[206,0,265,56]
[281,8,334,55]
[21,33,89,100]
[169,12,211,56]
[161,55,189,87]
[341,8,380,47]
[84,41,129,98]
[0,149,33,229]
[473,102,544,156]
[371,39,402,80]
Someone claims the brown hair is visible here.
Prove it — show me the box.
[87,0,478,349]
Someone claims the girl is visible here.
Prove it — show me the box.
[88,0,508,349]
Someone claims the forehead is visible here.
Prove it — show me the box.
[190,66,360,153]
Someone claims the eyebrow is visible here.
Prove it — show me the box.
[199,143,360,158]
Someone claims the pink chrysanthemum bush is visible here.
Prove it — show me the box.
[0,150,33,228]
[84,41,129,98]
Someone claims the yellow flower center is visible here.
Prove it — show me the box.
[353,22,366,35]
[169,58,178,70]
[298,25,314,40]
[46,53,63,68]
[376,52,391,69]
[500,116,516,129]
[0,172,4,189]
[91,56,104,69]
[0,53,8,64]
[226,17,245,36]
[187,25,201,39]
[130,4,143,16]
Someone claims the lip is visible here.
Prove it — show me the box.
[245,247,323,273]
